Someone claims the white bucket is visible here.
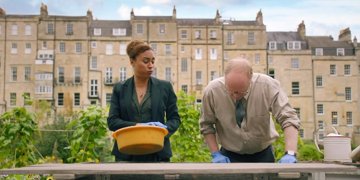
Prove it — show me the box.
[323,136,351,162]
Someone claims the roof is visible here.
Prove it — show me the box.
[1,14,88,20]
[267,31,308,50]
[90,20,132,36]
[307,36,353,48]
[267,32,303,41]
[227,20,258,26]
[91,20,131,28]
[177,18,218,26]
[133,16,173,21]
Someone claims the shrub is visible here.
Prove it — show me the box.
[66,105,112,163]
[35,116,71,163]
[0,107,39,168]
[171,91,211,162]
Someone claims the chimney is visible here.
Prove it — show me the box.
[297,20,306,40]
[0,8,5,16]
[256,9,263,25]
[338,27,351,43]
[87,9,93,22]
[172,6,176,20]
[215,9,221,24]
[353,36,357,47]
[40,3,48,17]
[130,8,135,20]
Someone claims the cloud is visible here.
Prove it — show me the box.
[145,0,170,4]
[117,5,163,19]
[76,0,105,10]
[29,0,39,7]
[117,5,131,19]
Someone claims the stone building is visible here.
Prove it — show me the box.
[267,21,314,140]
[307,29,360,143]
[0,4,359,144]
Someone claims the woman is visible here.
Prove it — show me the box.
[107,40,181,162]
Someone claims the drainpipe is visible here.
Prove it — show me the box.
[311,50,317,141]
[205,25,208,85]
[190,25,193,92]
[221,22,224,76]
[3,15,7,111]
[176,20,179,92]
[53,16,57,116]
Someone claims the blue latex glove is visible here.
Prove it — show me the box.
[139,122,167,129]
[211,151,231,163]
[150,122,167,129]
[278,154,297,163]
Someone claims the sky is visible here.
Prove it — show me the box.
[0,0,359,40]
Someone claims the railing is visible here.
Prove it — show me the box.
[54,78,82,86]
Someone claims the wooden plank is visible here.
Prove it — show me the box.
[0,163,359,175]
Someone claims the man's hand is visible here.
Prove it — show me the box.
[211,151,230,163]
[279,154,297,163]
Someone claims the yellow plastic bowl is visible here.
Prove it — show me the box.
[112,125,168,155]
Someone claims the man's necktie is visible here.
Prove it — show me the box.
[235,98,246,128]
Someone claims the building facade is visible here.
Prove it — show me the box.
[0,4,359,144]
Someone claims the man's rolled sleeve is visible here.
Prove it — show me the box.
[271,84,301,130]
[199,89,217,135]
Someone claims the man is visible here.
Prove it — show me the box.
[200,58,300,163]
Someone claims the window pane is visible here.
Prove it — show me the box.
[59,42,65,52]
[344,64,351,75]
[58,93,64,106]
[136,24,143,34]
[181,58,187,72]
[10,93,16,106]
[291,58,299,69]
[23,93,31,106]
[74,67,81,83]
[106,93,112,105]
[316,76,322,87]
[317,104,323,114]
[345,87,351,101]
[248,32,255,45]
[74,93,80,106]
[346,112,352,126]
[331,112,338,125]
[330,64,336,75]
[165,67,171,81]
[120,67,127,82]
[24,67,31,81]
[292,82,300,95]
[58,67,64,83]
[181,85,188,93]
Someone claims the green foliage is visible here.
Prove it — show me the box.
[66,105,112,163]
[35,116,71,163]
[0,107,39,168]
[273,121,286,161]
[171,91,211,162]
[273,118,324,162]
[273,122,306,161]
[298,144,323,161]
[32,100,52,125]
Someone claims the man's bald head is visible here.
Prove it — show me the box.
[224,58,253,100]
[224,58,253,78]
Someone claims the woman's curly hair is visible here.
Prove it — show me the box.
[126,40,152,60]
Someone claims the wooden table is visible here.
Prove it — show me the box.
[1,163,360,180]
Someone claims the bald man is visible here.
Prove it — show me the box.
[199,58,300,163]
